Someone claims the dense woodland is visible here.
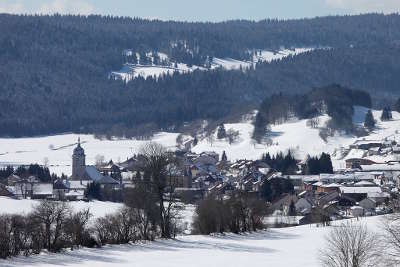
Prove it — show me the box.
[1,14,400,137]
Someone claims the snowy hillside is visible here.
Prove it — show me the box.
[1,107,399,176]
[0,133,179,176]
[192,107,400,169]
[111,48,314,81]
[0,216,384,267]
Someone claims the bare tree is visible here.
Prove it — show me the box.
[207,134,214,147]
[32,200,71,252]
[124,185,158,240]
[95,154,105,167]
[64,208,92,249]
[382,212,400,266]
[139,142,179,238]
[319,222,382,267]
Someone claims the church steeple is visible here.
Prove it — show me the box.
[72,137,86,179]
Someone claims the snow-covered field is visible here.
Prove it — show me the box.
[1,107,399,176]
[0,197,124,219]
[192,107,400,169]
[111,48,314,81]
[0,216,384,267]
[0,132,179,176]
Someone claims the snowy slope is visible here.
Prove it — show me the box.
[112,48,314,82]
[0,197,124,219]
[1,108,399,175]
[0,133,179,176]
[110,63,205,82]
[192,107,400,168]
[253,48,314,63]
[211,48,314,71]
[192,114,340,162]
[0,216,384,267]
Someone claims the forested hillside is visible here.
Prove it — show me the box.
[1,14,400,137]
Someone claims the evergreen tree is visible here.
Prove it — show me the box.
[217,124,227,139]
[381,107,393,121]
[192,136,198,147]
[288,200,296,216]
[364,110,375,130]
[319,153,334,174]
[221,151,228,162]
[85,182,102,200]
[303,153,333,174]
[395,98,400,113]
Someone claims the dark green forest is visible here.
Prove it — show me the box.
[1,14,400,137]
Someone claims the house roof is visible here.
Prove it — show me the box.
[354,181,376,187]
[85,166,103,182]
[33,183,53,195]
[322,183,341,188]
[53,180,69,190]
[340,186,382,194]
[360,164,400,172]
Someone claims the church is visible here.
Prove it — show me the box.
[71,138,120,189]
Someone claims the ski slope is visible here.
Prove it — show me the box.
[0,216,384,267]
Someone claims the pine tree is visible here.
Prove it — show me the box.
[364,110,375,130]
[288,200,296,216]
[217,124,227,139]
[381,107,392,121]
[221,151,227,162]
[395,98,400,113]
[319,153,334,174]
[192,136,198,147]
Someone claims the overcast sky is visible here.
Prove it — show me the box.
[1,0,400,21]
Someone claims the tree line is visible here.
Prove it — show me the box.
[1,14,400,137]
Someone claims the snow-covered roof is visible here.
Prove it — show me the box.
[33,183,53,195]
[67,180,89,190]
[354,181,376,187]
[340,186,382,194]
[360,164,400,171]
[367,192,390,198]
[322,183,341,188]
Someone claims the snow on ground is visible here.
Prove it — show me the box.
[253,48,314,63]
[192,114,345,164]
[211,58,252,70]
[211,48,314,71]
[112,48,314,81]
[1,107,399,176]
[0,132,179,176]
[110,63,205,82]
[0,197,123,219]
[192,107,400,169]
[0,216,384,267]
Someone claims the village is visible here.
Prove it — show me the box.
[0,134,399,227]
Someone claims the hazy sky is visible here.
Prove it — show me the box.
[1,0,400,21]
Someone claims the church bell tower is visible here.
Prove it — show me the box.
[72,137,86,179]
